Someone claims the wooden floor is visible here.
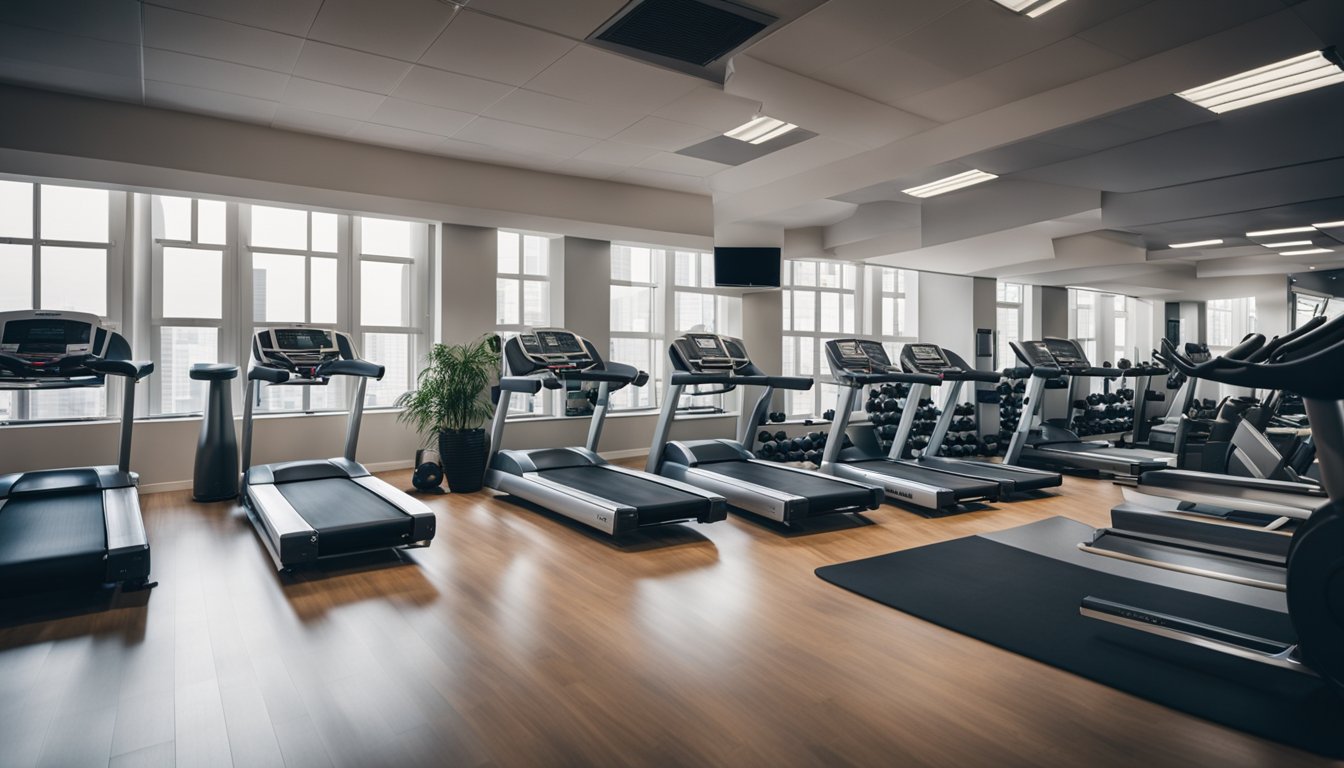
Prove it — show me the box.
[0,464,1334,768]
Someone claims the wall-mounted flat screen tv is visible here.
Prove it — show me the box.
[714,247,781,288]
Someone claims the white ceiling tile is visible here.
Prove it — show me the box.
[307,0,457,59]
[749,0,972,77]
[348,122,448,152]
[0,58,141,102]
[280,77,386,120]
[271,105,359,138]
[3,0,142,44]
[637,152,728,178]
[145,80,279,124]
[575,141,660,167]
[143,6,303,72]
[609,117,715,152]
[453,117,598,159]
[291,41,413,95]
[434,137,557,166]
[484,89,642,139]
[524,46,702,113]
[815,44,963,107]
[654,86,761,133]
[610,167,709,194]
[895,38,1128,122]
[0,23,140,77]
[392,66,515,113]
[143,48,290,101]
[147,0,324,36]
[465,0,627,38]
[368,98,475,136]
[889,1,1066,79]
[418,11,575,86]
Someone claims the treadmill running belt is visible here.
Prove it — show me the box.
[540,467,709,524]
[817,528,1344,758]
[277,478,413,556]
[697,461,875,509]
[912,457,1061,491]
[0,491,106,586]
[845,459,998,497]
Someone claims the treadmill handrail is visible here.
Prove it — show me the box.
[835,370,942,386]
[1161,313,1344,398]
[669,371,811,389]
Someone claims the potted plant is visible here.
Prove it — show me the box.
[397,335,501,493]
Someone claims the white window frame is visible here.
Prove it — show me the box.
[783,259,860,418]
[1206,296,1258,352]
[149,196,239,416]
[354,216,432,410]
[609,244,664,412]
[496,230,561,418]
[670,249,742,415]
[0,177,126,422]
[996,281,1025,370]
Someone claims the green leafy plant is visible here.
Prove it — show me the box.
[396,335,501,440]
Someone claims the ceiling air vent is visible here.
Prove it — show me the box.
[590,0,776,78]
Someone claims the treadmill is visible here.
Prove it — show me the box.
[0,310,154,591]
[894,342,1062,495]
[1003,338,1172,478]
[241,327,436,570]
[486,328,727,535]
[817,339,1001,511]
[647,332,884,525]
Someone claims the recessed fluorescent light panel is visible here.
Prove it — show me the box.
[1169,239,1223,249]
[1247,226,1317,237]
[1177,50,1344,114]
[724,116,797,145]
[1262,240,1313,248]
[991,0,1070,18]
[1281,248,1334,256]
[902,169,998,198]
[1315,220,1344,229]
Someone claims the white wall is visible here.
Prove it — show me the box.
[916,272,977,364]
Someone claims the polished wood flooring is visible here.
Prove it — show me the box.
[0,465,1334,768]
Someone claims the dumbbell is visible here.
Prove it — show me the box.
[757,441,776,457]
[804,450,821,465]
[774,430,788,443]
[769,411,786,423]
[758,430,774,445]
[822,409,835,421]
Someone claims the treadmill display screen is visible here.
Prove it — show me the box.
[274,329,333,351]
[1018,341,1056,366]
[1,319,92,355]
[535,331,583,354]
[695,336,719,350]
[1044,338,1085,366]
[906,344,949,370]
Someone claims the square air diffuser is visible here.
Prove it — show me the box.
[590,0,776,71]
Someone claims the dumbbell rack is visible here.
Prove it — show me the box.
[995,377,1028,455]
[867,384,996,459]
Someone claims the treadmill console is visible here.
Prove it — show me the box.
[671,333,751,373]
[511,328,597,373]
[826,338,897,373]
[901,343,957,374]
[1012,340,1058,368]
[0,310,118,385]
[253,327,353,380]
[1043,337,1087,367]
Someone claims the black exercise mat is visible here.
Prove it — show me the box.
[816,520,1344,758]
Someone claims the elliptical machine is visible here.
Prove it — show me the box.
[1082,313,1344,690]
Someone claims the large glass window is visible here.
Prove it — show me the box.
[1070,288,1099,365]
[0,179,121,421]
[671,250,741,414]
[996,281,1024,369]
[1207,297,1257,351]
[610,245,661,411]
[782,260,857,417]
[496,231,557,416]
[358,217,424,409]
[151,195,229,416]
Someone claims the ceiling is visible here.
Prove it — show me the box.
[1,0,1343,293]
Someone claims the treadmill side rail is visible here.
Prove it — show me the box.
[245,483,320,568]
[487,469,636,535]
[662,463,806,522]
[102,487,152,583]
[351,475,437,543]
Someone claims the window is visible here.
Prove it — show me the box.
[151,195,230,416]
[782,260,857,417]
[671,250,741,413]
[1112,293,1128,364]
[610,245,661,411]
[358,217,426,409]
[242,206,430,415]
[996,281,1024,369]
[1070,289,1098,365]
[1207,297,1257,350]
[871,266,918,374]
[0,179,122,421]
[496,230,558,416]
